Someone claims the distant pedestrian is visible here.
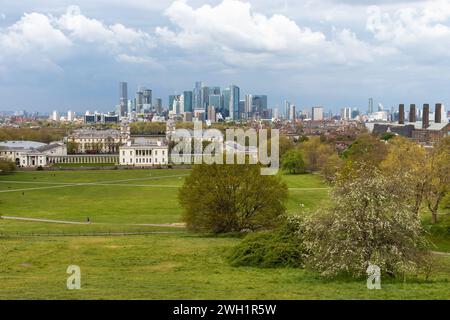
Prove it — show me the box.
[87,217,90,223]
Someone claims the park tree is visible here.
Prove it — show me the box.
[380,136,429,216]
[178,163,288,233]
[281,150,306,174]
[306,167,430,279]
[299,137,335,172]
[0,159,15,174]
[278,135,295,159]
[343,133,388,168]
[320,153,344,184]
[425,137,450,224]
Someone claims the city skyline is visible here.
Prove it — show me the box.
[2,0,450,112]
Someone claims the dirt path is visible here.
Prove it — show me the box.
[0,215,186,228]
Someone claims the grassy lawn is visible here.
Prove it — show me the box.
[1,234,449,299]
[0,169,449,299]
[0,169,325,226]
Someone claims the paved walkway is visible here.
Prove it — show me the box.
[0,215,90,225]
[0,216,186,228]
[0,215,186,228]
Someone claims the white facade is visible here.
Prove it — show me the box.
[312,106,324,121]
[0,141,67,167]
[340,107,351,120]
[67,128,129,154]
[119,142,169,166]
[51,110,60,122]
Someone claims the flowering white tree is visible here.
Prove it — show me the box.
[306,167,431,278]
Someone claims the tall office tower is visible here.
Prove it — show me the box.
[143,89,152,105]
[171,95,181,115]
[244,94,253,118]
[51,110,60,121]
[351,108,360,119]
[368,98,374,114]
[200,85,210,112]
[135,90,144,113]
[183,91,193,113]
[252,95,268,115]
[222,88,231,117]
[154,98,162,114]
[169,95,176,113]
[340,107,351,120]
[409,104,416,122]
[207,105,216,122]
[239,100,245,119]
[284,100,291,120]
[127,99,135,114]
[119,82,128,116]
[67,111,75,122]
[193,81,203,109]
[210,87,221,95]
[209,94,222,110]
[289,105,296,121]
[398,104,405,124]
[274,108,279,120]
[229,85,240,120]
[312,106,324,121]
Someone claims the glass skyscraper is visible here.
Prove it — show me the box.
[230,85,240,120]
[183,91,193,113]
[119,82,128,116]
[209,94,222,110]
[194,81,203,109]
[222,88,231,118]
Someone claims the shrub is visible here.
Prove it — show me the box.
[227,216,308,268]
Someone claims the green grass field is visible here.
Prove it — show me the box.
[0,169,449,299]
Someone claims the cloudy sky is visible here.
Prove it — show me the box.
[1,0,450,113]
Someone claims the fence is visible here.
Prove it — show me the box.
[0,230,186,238]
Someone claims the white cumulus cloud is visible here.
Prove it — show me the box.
[367,0,450,59]
[155,0,389,69]
[0,12,72,71]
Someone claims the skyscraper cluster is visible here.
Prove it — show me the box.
[117,81,274,122]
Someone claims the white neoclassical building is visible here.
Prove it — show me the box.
[67,127,129,154]
[0,141,67,167]
[119,140,169,167]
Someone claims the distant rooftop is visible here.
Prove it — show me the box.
[0,141,46,149]
[366,121,449,132]
[70,129,123,138]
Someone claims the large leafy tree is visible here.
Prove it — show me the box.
[178,164,288,233]
[343,133,388,168]
[380,136,429,216]
[306,167,430,278]
[299,137,335,172]
[281,150,305,174]
[426,137,450,224]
